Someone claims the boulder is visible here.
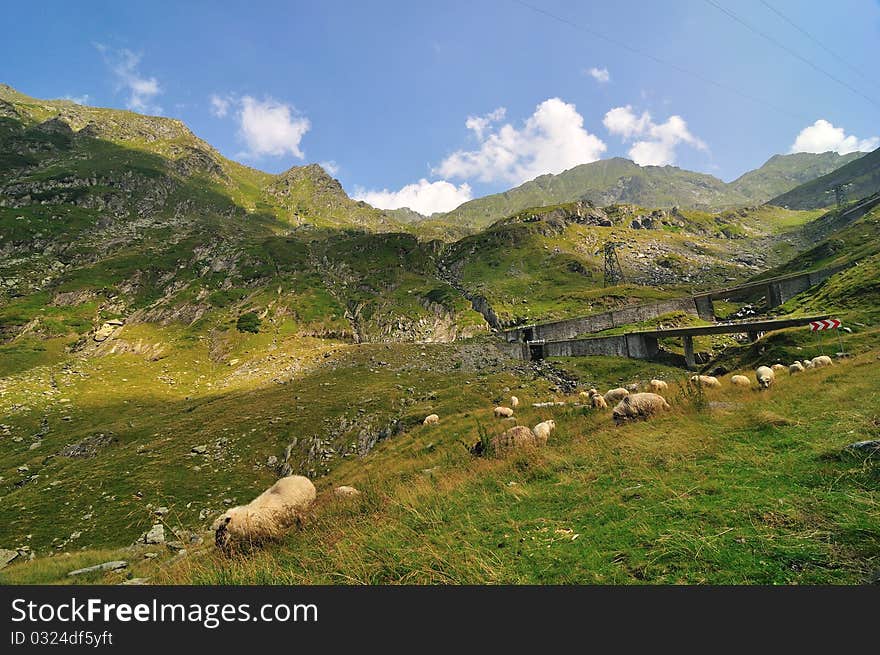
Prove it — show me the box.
[68,560,128,576]
[142,523,165,545]
[0,548,19,569]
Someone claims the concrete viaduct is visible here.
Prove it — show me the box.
[500,315,830,369]
[503,265,844,345]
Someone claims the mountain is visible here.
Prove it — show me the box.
[728,151,865,200]
[434,153,865,229]
[3,86,880,585]
[768,146,880,209]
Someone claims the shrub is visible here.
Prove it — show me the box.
[236,311,261,333]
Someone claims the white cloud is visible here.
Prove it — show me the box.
[96,45,162,114]
[465,107,506,140]
[587,67,610,83]
[790,119,878,155]
[320,160,340,175]
[435,98,607,185]
[353,179,472,215]
[603,105,706,166]
[209,94,231,118]
[61,94,90,105]
[238,96,311,159]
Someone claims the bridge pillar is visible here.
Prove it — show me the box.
[746,330,760,342]
[683,335,696,370]
[767,283,783,308]
[693,295,715,322]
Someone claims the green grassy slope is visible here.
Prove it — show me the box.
[769,147,880,210]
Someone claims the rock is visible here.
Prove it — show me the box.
[120,578,150,585]
[68,560,128,576]
[191,445,207,454]
[333,485,360,498]
[142,523,165,544]
[843,440,880,457]
[267,455,278,467]
[0,548,19,569]
[154,506,168,516]
[93,322,119,342]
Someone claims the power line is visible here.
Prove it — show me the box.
[758,0,879,90]
[704,0,880,110]
[510,0,809,120]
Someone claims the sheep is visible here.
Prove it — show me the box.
[803,359,815,369]
[604,387,629,405]
[625,382,640,393]
[333,485,360,498]
[811,355,833,368]
[494,406,514,418]
[612,393,671,425]
[510,395,520,408]
[646,379,668,394]
[532,419,557,444]
[730,374,751,388]
[423,414,440,426]
[490,425,541,454]
[689,375,721,389]
[789,361,805,374]
[591,393,608,410]
[771,364,788,374]
[578,391,591,400]
[755,365,775,389]
[212,475,316,552]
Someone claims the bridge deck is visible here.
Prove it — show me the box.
[627,314,830,338]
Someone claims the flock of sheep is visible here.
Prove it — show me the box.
[210,353,835,552]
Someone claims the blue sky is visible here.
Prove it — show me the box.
[3,0,879,214]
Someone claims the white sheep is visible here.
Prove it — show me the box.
[789,361,805,374]
[612,393,671,424]
[811,355,833,368]
[423,414,440,426]
[755,365,775,389]
[532,420,557,444]
[730,374,751,388]
[333,485,360,498]
[490,425,540,454]
[771,364,788,374]
[646,379,668,394]
[591,393,608,410]
[510,395,520,408]
[212,475,316,551]
[494,406,514,418]
[690,375,721,389]
[604,388,630,404]
[803,359,815,369]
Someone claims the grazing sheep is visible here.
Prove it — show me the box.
[604,387,630,404]
[803,359,815,369]
[646,379,668,394]
[755,365,775,389]
[510,395,520,408]
[789,361,805,374]
[591,393,608,410]
[532,419,557,444]
[423,414,440,426]
[612,393,671,425]
[811,355,833,368]
[730,374,751,388]
[689,375,721,389]
[494,406,514,418]
[212,475,316,551]
[490,425,541,454]
[771,364,787,374]
[333,485,360,498]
